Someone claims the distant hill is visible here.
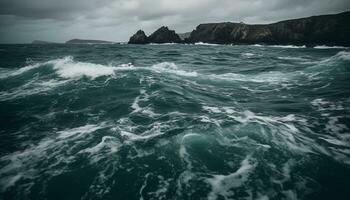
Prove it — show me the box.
[65,39,114,44]
[32,40,58,44]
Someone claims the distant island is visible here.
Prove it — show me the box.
[31,40,58,44]
[128,11,350,47]
[65,39,114,44]
[31,39,115,44]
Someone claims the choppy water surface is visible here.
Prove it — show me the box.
[0,44,349,200]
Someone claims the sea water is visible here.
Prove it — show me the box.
[0,44,349,199]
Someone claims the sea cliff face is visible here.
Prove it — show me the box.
[129,11,350,46]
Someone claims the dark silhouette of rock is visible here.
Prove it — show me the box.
[148,26,181,43]
[188,11,350,46]
[128,30,148,44]
[66,39,113,44]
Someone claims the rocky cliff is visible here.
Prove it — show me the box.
[188,11,350,46]
[128,11,350,46]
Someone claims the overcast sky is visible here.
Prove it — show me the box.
[0,0,349,43]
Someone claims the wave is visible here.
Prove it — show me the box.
[269,45,306,48]
[277,56,308,61]
[151,62,198,77]
[312,51,350,67]
[0,79,69,101]
[314,45,348,49]
[208,71,292,84]
[52,56,118,79]
[6,56,135,80]
[250,44,264,47]
[241,53,256,57]
[2,50,348,102]
[206,155,256,200]
[248,44,306,48]
[194,42,219,46]
[335,51,350,61]
[149,43,177,45]
[0,122,118,192]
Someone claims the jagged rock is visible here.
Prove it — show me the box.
[148,26,181,43]
[128,30,148,44]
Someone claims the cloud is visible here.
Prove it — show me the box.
[0,0,349,43]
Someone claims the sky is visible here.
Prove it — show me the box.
[0,0,349,43]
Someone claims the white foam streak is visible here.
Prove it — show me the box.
[207,155,256,200]
[195,42,219,46]
[278,56,308,61]
[314,45,348,49]
[119,123,163,142]
[0,122,113,192]
[0,79,69,101]
[269,45,306,48]
[209,71,290,84]
[57,124,103,139]
[9,63,41,76]
[151,62,198,77]
[249,44,306,48]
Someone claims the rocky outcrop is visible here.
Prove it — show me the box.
[148,26,181,43]
[128,27,181,44]
[188,11,350,46]
[128,30,148,44]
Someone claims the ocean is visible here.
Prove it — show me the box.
[0,43,349,200]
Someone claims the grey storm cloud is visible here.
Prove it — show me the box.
[0,0,350,43]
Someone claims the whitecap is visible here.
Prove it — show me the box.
[194,42,219,46]
[202,106,222,113]
[278,56,308,61]
[131,89,146,113]
[149,43,177,45]
[57,124,104,139]
[209,71,290,84]
[81,136,121,155]
[250,44,264,47]
[6,56,136,80]
[336,51,350,61]
[0,79,69,101]
[52,56,116,79]
[206,155,256,200]
[269,45,306,48]
[9,63,42,76]
[314,45,348,49]
[151,62,198,77]
[241,53,255,57]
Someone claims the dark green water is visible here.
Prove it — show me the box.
[0,44,349,200]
